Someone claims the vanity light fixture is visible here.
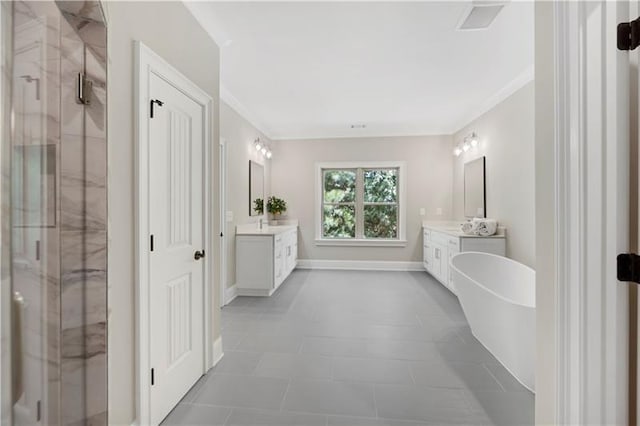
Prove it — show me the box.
[254,137,273,160]
[470,132,479,147]
[453,132,479,156]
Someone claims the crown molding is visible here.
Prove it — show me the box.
[451,66,535,135]
[220,84,274,139]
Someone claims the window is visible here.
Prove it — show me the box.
[316,162,406,247]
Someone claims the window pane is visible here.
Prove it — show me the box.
[364,169,397,203]
[323,205,356,238]
[324,170,356,203]
[364,205,398,239]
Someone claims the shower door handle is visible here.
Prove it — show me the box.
[12,291,25,404]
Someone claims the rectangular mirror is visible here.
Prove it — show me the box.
[249,160,265,216]
[464,156,486,218]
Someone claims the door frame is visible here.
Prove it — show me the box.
[219,138,227,307]
[134,41,214,426]
[545,1,630,424]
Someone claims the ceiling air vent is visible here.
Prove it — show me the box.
[457,2,506,31]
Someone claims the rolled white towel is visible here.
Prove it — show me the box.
[461,221,475,235]
[476,219,497,236]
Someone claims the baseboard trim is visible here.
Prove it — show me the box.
[212,336,224,367]
[224,284,238,305]
[296,259,424,272]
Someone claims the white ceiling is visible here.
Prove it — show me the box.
[186,1,534,140]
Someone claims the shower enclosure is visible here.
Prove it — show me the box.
[0,1,108,424]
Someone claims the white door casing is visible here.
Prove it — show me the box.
[135,42,214,426]
[550,1,630,424]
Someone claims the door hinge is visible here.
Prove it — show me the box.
[617,253,640,283]
[151,368,155,385]
[150,234,154,252]
[150,99,164,118]
[618,17,640,50]
[220,232,224,237]
[77,72,93,105]
[36,400,41,422]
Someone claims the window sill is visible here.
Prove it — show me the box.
[315,238,407,247]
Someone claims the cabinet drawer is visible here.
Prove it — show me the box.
[430,231,449,246]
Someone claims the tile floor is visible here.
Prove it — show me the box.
[162,270,534,426]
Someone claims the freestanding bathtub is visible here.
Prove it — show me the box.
[450,252,536,392]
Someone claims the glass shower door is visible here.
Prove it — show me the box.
[11,2,61,424]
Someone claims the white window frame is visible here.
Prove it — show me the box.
[315,161,407,247]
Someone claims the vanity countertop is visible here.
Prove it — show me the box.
[236,224,298,236]
[422,221,506,238]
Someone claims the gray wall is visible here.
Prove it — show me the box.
[452,82,535,268]
[221,101,272,290]
[534,2,557,422]
[106,2,221,424]
[270,135,453,263]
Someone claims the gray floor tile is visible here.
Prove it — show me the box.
[375,384,475,424]
[222,332,247,351]
[236,334,303,353]
[435,340,498,364]
[193,374,288,410]
[213,351,262,375]
[301,336,364,357]
[161,403,230,425]
[254,353,333,380]
[332,357,414,385]
[225,408,326,426]
[483,364,530,392]
[282,379,376,417]
[171,270,532,426]
[463,390,534,426]
[328,415,431,426]
[179,375,209,403]
[410,361,503,390]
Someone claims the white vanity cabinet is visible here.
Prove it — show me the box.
[423,223,506,294]
[236,225,298,296]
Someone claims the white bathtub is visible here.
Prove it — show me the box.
[450,252,535,392]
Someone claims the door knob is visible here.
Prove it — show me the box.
[194,250,205,260]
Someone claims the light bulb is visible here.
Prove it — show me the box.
[266,150,272,159]
[261,147,267,155]
[453,147,462,157]
[462,142,470,152]
[255,142,262,151]
[470,134,478,147]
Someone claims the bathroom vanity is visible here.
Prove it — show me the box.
[235,223,298,296]
[423,222,506,295]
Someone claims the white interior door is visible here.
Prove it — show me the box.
[148,72,205,425]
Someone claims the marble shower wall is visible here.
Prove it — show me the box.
[58,3,108,425]
[9,1,107,425]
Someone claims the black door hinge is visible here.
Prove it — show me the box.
[617,253,640,283]
[151,368,155,385]
[150,234,154,252]
[220,232,224,237]
[618,17,640,50]
[150,99,164,118]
